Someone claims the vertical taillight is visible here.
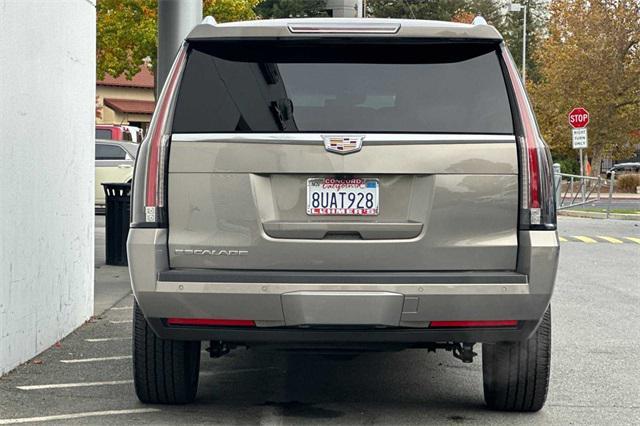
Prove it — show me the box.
[144,46,187,224]
[502,48,556,230]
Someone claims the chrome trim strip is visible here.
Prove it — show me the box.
[171,133,516,145]
[156,282,529,295]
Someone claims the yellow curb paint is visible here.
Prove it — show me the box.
[624,237,640,245]
[573,236,598,243]
[596,236,623,244]
[558,237,568,242]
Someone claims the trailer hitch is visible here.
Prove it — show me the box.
[451,342,477,363]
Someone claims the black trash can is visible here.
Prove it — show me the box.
[102,182,131,266]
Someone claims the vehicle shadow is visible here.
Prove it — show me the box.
[193,348,499,423]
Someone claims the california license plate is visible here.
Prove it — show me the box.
[306,178,379,215]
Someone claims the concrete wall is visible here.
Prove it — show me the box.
[0,0,96,375]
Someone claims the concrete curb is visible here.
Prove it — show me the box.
[559,209,640,221]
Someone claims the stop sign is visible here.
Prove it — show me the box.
[568,107,590,128]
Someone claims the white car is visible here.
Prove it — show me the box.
[95,140,138,206]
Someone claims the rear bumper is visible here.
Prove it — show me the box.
[127,229,558,343]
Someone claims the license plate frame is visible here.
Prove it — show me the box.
[306,177,379,216]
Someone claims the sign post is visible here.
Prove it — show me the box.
[568,107,590,202]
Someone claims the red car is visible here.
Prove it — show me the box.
[95,125,143,142]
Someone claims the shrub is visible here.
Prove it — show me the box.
[616,174,640,193]
[555,157,580,175]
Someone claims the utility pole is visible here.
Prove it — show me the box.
[157,0,202,97]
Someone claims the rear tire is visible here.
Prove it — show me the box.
[482,307,551,412]
[133,301,201,404]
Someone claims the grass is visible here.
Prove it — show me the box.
[575,208,640,214]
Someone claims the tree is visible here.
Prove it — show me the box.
[255,0,329,18]
[529,0,640,173]
[366,0,505,29]
[96,0,258,81]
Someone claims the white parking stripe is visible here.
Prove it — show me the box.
[0,409,159,425]
[109,320,133,324]
[60,355,132,364]
[85,337,129,342]
[110,306,133,311]
[17,380,133,390]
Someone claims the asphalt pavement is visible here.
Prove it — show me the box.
[0,216,638,425]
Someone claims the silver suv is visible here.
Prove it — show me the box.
[128,18,558,411]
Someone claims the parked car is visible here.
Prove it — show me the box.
[606,162,640,179]
[127,18,558,411]
[96,125,144,143]
[95,140,138,206]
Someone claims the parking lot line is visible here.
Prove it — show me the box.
[0,409,160,425]
[109,320,133,324]
[625,237,640,244]
[85,337,130,342]
[110,306,133,311]
[572,236,598,243]
[559,236,568,242]
[60,355,132,364]
[597,236,624,244]
[17,380,133,390]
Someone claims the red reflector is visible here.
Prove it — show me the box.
[429,320,518,328]
[167,318,255,327]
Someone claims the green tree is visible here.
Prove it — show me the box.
[255,0,329,18]
[529,0,640,172]
[366,0,504,29]
[367,0,467,21]
[96,0,258,80]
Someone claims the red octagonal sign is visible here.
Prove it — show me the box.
[568,107,590,128]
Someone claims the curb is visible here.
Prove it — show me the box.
[559,210,640,221]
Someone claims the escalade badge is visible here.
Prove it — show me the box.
[175,248,248,256]
[323,135,364,154]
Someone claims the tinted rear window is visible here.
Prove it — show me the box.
[172,41,513,134]
[96,144,127,160]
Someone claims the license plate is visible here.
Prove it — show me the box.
[306,178,379,216]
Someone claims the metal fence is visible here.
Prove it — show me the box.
[553,164,617,218]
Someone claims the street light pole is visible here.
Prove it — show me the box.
[521,5,527,83]
[509,2,527,84]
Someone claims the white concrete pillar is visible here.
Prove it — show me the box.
[0,0,96,375]
[326,0,360,17]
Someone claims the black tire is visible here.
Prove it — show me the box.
[482,307,551,412]
[133,301,201,404]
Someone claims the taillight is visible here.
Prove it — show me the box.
[167,318,256,327]
[502,47,556,230]
[144,46,187,224]
[429,320,518,328]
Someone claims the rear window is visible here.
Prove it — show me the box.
[96,128,112,139]
[172,40,513,134]
[96,143,127,160]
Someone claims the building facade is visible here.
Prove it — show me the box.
[96,66,155,133]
